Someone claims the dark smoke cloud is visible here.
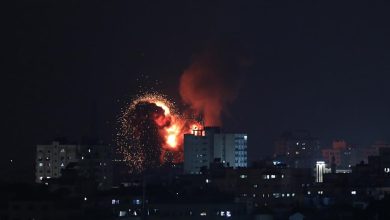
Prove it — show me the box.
[130,102,163,168]
[179,41,249,126]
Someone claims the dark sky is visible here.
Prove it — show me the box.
[4,0,390,179]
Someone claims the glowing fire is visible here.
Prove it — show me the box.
[127,94,203,163]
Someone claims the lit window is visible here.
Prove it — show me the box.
[384,168,390,173]
[307,191,311,195]
[226,211,232,217]
[271,175,276,179]
[221,211,225,216]
[318,191,323,195]
[205,179,210,183]
[84,197,87,201]
[253,184,258,188]
[133,199,141,205]
[39,162,43,167]
[119,211,126,217]
[88,149,91,153]
[351,191,357,195]
[200,212,207,216]
[60,149,65,153]
[240,174,247,179]
[39,176,43,180]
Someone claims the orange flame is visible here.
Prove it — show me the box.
[131,94,202,162]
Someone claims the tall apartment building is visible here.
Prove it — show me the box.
[36,141,78,182]
[35,140,112,189]
[274,130,321,169]
[184,127,247,174]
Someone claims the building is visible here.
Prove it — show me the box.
[184,127,247,174]
[315,161,326,183]
[36,140,113,189]
[274,130,321,169]
[321,140,354,169]
[36,141,78,183]
[214,133,248,168]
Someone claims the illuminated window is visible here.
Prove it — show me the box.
[133,199,141,205]
[119,211,126,217]
[240,175,247,179]
[351,191,357,195]
[226,211,232,217]
[112,199,120,205]
[307,191,311,195]
[39,162,43,167]
[200,212,207,216]
[384,168,390,173]
[318,191,323,195]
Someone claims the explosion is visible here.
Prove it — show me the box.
[179,43,245,126]
[117,93,202,171]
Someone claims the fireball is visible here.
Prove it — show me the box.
[117,93,202,171]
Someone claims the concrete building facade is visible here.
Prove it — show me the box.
[36,141,78,183]
[184,127,247,174]
[36,141,112,189]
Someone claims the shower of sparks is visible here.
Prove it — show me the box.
[117,93,203,172]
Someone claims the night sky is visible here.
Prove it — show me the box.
[5,0,390,179]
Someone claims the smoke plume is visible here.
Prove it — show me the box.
[179,43,247,126]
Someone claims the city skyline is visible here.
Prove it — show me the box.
[5,0,390,180]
